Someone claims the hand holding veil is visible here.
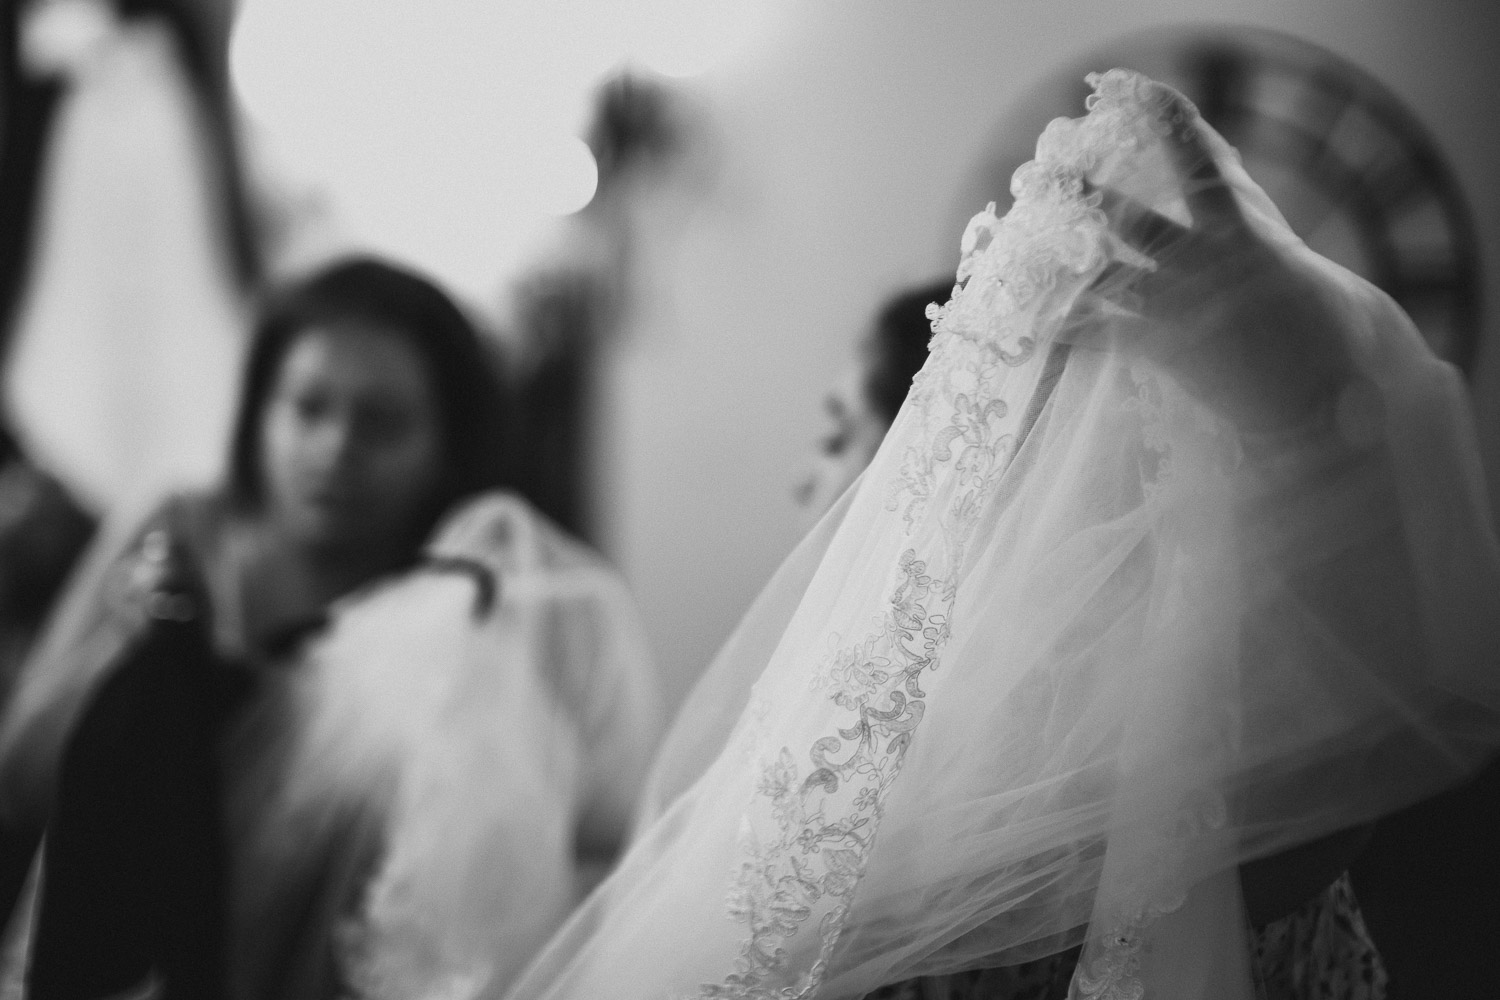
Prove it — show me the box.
[506,71,1500,1000]
[1079,87,1355,436]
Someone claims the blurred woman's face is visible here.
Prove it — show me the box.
[259,323,444,553]
[792,366,889,528]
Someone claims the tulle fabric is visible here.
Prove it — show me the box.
[231,493,664,999]
[502,70,1500,1000]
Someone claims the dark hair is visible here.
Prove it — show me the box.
[227,256,507,537]
[861,279,953,426]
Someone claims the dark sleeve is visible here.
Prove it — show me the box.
[28,595,247,999]
[0,463,97,921]
[1349,754,1500,996]
[0,496,179,928]
[0,459,96,642]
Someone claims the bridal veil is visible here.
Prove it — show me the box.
[506,70,1500,999]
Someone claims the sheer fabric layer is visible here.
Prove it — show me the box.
[504,70,1500,1000]
[233,493,663,999]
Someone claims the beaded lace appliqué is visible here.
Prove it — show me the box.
[1067,790,1229,1000]
[699,69,1183,1000]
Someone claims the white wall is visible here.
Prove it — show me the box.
[593,0,1500,707]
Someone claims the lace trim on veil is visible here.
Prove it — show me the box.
[700,70,1181,1000]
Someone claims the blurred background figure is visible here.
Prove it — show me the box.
[0,0,256,515]
[0,6,717,992]
[0,0,256,949]
[503,70,714,540]
[0,256,660,998]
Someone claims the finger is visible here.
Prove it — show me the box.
[1086,259,1153,294]
[1061,262,1149,335]
[1093,185,1189,252]
[1151,86,1243,226]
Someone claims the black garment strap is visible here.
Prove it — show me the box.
[419,554,499,618]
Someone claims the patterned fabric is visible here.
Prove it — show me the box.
[862,949,1078,1000]
[865,873,1385,1000]
[1249,873,1387,1000]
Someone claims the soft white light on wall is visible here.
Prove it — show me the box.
[624,0,780,78]
[539,134,602,217]
[229,0,777,305]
